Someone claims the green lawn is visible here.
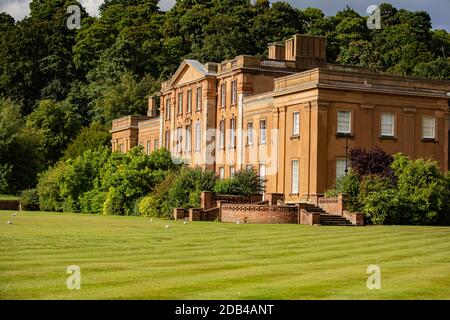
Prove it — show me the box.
[0,195,18,201]
[1,210,450,300]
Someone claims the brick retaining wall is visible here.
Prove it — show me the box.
[0,200,19,210]
[221,203,298,224]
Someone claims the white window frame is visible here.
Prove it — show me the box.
[381,113,395,137]
[154,139,158,151]
[259,120,267,144]
[219,120,225,149]
[230,166,235,177]
[337,110,352,134]
[293,112,300,136]
[196,86,202,111]
[177,92,183,115]
[146,140,151,155]
[221,83,226,107]
[231,80,237,105]
[247,122,253,146]
[230,117,236,148]
[185,125,191,152]
[219,167,225,179]
[336,158,347,180]
[259,163,266,192]
[422,115,436,139]
[291,160,299,194]
[176,127,182,153]
[195,121,201,152]
[165,98,170,120]
[164,131,170,150]
[187,89,192,113]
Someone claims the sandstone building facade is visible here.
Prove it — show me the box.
[111,34,450,203]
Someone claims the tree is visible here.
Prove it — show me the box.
[63,123,111,160]
[349,146,394,179]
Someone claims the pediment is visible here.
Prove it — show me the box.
[169,60,207,88]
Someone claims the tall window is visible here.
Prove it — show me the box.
[422,116,436,139]
[195,121,201,151]
[146,140,151,155]
[196,86,202,111]
[230,166,235,177]
[259,120,267,144]
[381,113,395,137]
[154,139,158,151]
[291,160,299,194]
[165,98,171,120]
[259,164,266,192]
[176,127,182,153]
[164,131,170,149]
[187,89,192,113]
[336,159,347,179]
[219,167,225,179]
[177,92,183,115]
[247,122,254,146]
[219,120,225,149]
[337,110,351,134]
[220,83,226,107]
[185,125,192,152]
[230,117,236,148]
[293,112,300,136]
[231,80,237,105]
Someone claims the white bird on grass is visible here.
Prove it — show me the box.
[12,212,17,217]
[165,224,171,229]
[7,221,12,225]
[183,221,188,225]
[236,221,240,225]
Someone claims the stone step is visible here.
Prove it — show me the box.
[320,214,353,226]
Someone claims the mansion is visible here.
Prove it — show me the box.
[111,34,450,203]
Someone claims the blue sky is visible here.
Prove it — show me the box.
[1,0,449,31]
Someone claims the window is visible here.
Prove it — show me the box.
[164,131,170,150]
[154,139,158,151]
[422,116,436,139]
[293,112,300,136]
[259,120,267,144]
[177,92,183,115]
[146,140,151,155]
[219,120,225,149]
[231,80,237,105]
[291,160,299,194]
[337,110,351,134]
[185,125,191,152]
[230,117,236,148]
[247,122,254,146]
[118,144,123,152]
[220,83,226,107]
[230,166,235,177]
[165,98,171,120]
[195,121,201,152]
[336,159,347,179]
[381,113,395,137]
[176,127,182,153]
[196,86,202,111]
[219,167,225,179]
[187,89,192,113]
[259,164,266,192]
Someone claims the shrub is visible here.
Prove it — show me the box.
[324,170,360,211]
[79,190,107,214]
[19,189,39,211]
[139,173,176,218]
[213,169,263,196]
[102,187,124,215]
[167,167,217,211]
[349,146,394,178]
[36,161,66,212]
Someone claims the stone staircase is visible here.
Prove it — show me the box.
[305,204,354,226]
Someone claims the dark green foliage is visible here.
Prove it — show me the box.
[166,167,217,211]
[138,173,176,218]
[19,189,40,211]
[36,162,66,212]
[327,153,450,225]
[213,169,263,196]
[63,123,111,160]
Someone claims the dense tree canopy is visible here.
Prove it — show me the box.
[0,0,449,193]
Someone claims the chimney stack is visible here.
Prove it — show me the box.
[147,96,157,118]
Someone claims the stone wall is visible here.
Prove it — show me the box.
[317,194,345,215]
[221,203,298,224]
